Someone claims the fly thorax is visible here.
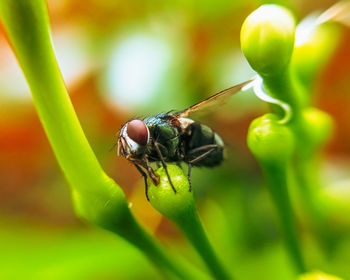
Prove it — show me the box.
[178,117,195,131]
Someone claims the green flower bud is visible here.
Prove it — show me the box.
[293,21,341,90]
[148,165,231,280]
[299,107,334,151]
[241,5,296,76]
[248,114,295,164]
[148,165,193,220]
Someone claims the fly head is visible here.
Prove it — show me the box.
[117,119,150,160]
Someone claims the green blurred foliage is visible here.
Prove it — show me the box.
[0,219,160,280]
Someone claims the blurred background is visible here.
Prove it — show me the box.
[1,0,350,279]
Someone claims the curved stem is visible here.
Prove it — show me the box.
[174,201,232,280]
[262,67,306,120]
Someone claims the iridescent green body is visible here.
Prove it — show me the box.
[143,113,224,167]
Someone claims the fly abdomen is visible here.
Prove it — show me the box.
[184,122,224,167]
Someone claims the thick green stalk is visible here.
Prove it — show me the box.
[0,1,196,278]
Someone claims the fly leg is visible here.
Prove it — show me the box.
[134,164,150,201]
[135,159,160,200]
[189,145,217,164]
[143,160,160,186]
[187,164,192,192]
[187,145,218,192]
[188,144,218,154]
[154,142,177,194]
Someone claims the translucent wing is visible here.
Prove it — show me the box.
[175,79,255,118]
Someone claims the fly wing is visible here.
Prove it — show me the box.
[175,78,255,118]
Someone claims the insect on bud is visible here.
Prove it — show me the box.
[248,114,295,165]
[148,165,194,220]
[241,5,296,77]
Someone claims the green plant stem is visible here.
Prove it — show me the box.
[261,162,306,274]
[262,60,334,258]
[262,67,306,119]
[263,62,335,255]
[294,157,322,223]
[293,155,338,255]
[0,1,197,278]
[175,201,232,280]
[247,113,306,272]
[111,207,207,280]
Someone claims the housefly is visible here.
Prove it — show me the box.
[117,79,254,200]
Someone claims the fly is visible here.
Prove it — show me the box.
[117,79,254,200]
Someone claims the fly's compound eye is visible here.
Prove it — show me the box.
[127,120,149,146]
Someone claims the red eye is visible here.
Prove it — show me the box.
[127,120,149,146]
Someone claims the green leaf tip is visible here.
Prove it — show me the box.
[148,165,194,220]
[241,4,296,76]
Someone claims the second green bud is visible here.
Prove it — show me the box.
[248,114,295,165]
